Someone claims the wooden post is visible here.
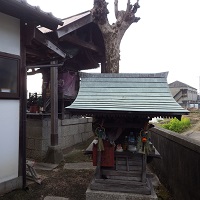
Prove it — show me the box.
[44,61,64,164]
[101,57,106,73]
[61,93,65,120]
[50,61,58,146]
[96,150,102,179]
[141,154,147,182]
[20,21,27,189]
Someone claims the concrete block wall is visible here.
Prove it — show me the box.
[59,117,93,149]
[26,118,50,160]
[150,127,200,200]
[26,117,93,161]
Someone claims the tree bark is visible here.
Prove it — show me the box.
[92,0,140,73]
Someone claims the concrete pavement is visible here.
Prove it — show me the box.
[184,131,200,142]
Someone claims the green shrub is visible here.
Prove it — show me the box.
[161,117,190,133]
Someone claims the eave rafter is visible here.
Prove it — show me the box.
[57,14,93,38]
[34,29,66,58]
[26,24,66,59]
[26,48,46,58]
[60,35,102,54]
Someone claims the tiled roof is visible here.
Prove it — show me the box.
[169,81,197,90]
[0,0,63,30]
[60,11,91,29]
[66,72,189,118]
[39,11,91,34]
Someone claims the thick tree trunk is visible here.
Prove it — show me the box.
[103,30,120,73]
[92,0,140,73]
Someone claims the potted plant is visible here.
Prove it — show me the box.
[27,93,43,113]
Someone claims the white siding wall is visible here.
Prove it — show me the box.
[0,12,20,55]
[0,100,20,183]
[0,12,20,184]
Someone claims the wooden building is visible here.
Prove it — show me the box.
[26,10,106,162]
[0,0,63,194]
[0,0,110,194]
[32,11,105,116]
[66,72,189,197]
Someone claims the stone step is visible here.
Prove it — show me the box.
[44,196,69,200]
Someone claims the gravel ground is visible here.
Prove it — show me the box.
[0,138,173,200]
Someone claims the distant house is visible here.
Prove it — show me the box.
[169,80,198,108]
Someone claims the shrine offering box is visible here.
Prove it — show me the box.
[92,140,115,167]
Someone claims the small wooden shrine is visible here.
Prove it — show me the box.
[66,72,189,195]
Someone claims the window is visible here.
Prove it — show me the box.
[0,53,19,98]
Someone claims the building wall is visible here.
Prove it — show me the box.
[0,12,20,55]
[0,100,20,184]
[169,86,197,104]
[150,127,200,200]
[169,87,180,98]
[26,117,93,160]
[0,12,21,191]
[187,88,198,102]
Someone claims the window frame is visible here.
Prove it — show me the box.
[0,52,20,99]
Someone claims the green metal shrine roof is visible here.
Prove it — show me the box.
[66,72,189,118]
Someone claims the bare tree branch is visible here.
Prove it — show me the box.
[132,0,140,15]
[123,0,140,23]
[125,0,131,16]
[92,0,109,25]
[92,0,141,73]
[114,0,119,19]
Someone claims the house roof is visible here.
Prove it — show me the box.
[37,10,104,71]
[60,11,91,28]
[0,0,63,30]
[169,80,197,90]
[66,72,189,118]
[39,11,91,35]
[57,11,92,38]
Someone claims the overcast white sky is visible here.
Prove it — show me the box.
[27,0,200,93]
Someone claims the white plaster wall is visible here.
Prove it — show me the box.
[0,12,20,55]
[0,100,20,183]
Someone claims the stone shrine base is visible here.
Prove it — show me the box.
[86,178,158,200]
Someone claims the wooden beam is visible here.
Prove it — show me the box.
[27,63,63,69]
[27,69,41,76]
[60,35,102,53]
[25,23,35,46]
[26,48,46,58]
[26,56,62,66]
[57,13,92,38]
[25,24,66,58]
[34,29,66,58]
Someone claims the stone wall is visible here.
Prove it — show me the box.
[26,116,93,161]
[150,127,200,200]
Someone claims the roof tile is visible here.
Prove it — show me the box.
[66,72,189,118]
